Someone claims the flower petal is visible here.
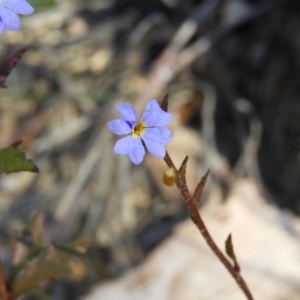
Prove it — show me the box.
[142,138,166,158]
[0,20,5,34]
[143,127,172,144]
[107,119,132,135]
[142,127,172,158]
[2,0,34,15]
[116,103,138,126]
[0,7,19,30]
[141,99,172,127]
[114,136,145,165]
[114,137,130,155]
[128,140,145,165]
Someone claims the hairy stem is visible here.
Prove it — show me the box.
[164,152,254,300]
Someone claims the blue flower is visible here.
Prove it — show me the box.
[0,0,34,34]
[108,99,172,165]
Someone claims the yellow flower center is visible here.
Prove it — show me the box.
[132,121,146,137]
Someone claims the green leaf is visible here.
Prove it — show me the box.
[0,141,39,174]
[225,233,234,260]
[225,233,240,272]
[11,239,91,297]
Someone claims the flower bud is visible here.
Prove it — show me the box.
[162,167,177,187]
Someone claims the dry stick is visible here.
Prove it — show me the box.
[135,2,274,116]
[164,152,254,300]
[0,259,10,300]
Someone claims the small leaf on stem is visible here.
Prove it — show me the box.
[0,48,27,88]
[177,156,190,199]
[160,94,169,112]
[192,169,210,205]
[178,156,189,174]
[225,233,240,272]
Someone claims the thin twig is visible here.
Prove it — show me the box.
[135,1,274,115]
[164,151,254,300]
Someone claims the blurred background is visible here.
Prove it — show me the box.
[1,0,300,299]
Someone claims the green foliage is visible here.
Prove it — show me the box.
[0,141,39,174]
[9,213,91,298]
[11,242,89,297]
[225,233,240,272]
[28,0,56,10]
[225,233,235,261]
